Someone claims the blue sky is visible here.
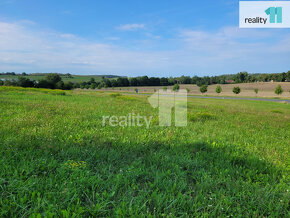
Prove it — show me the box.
[0,0,289,76]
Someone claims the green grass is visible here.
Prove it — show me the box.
[0,75,117,83]
[0,87,289,217]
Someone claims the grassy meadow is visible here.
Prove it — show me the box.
[0,87,289,217]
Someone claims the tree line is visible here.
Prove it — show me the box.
[0,71,289,90]
[0,74,74,90]
[77,71,290,89]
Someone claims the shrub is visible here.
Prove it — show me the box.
[275,85,283,95]
[200,85,208,94]
[110,93,122,97]
[254,88,258,94]
[90,83,97,89]
[17,77,34,87]
[63,82,74,90]
[216,85,222,94]
[173,84,180,91]
[85,84,90,89]
[163,87,167,91]
[188,112,215,122]
[56,81,64,89]
[186,88,190,93]
[233,87,241,94]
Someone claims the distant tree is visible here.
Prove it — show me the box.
[90,83,96,89]
[22,72,27,76]
[17,77,34,87]
[37,79,53,89]
[97,83,103,89]
[89,78,95,84]
[233,87,241,94]
[163,86,167,91]
[85,84,90,89]
[234,72,248,83]
[186,88,190,93]
[73,83,80,89]
[160,77,169,86]
[216,85,222,94]
[200,85,208,94]
[63,82,73,90]
[56,81,64,89]
[4,80,17,86]
[129,78,138,86]
[173,84,180,91]
[254,88,259,95]
[46,73,62,84]
[275,85,283,95]
[0,80,3,86]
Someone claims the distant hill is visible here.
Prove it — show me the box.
[0,73,121,83]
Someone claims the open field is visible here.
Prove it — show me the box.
[0,87,289,216]
[103,82,290,99]
[0,75,117,83]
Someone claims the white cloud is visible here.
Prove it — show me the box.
[117,23,145,31]
[0,20,289,76]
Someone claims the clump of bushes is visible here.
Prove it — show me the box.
[216,85,222,94]
[200,85,208,94]
[173,84,180,91]
[275,85,283,95]
[110,93,122,97]
[188,112,215,122]
[233,87,241,94]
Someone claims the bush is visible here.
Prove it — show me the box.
[173,84,180,91]
[110,93,122,97]
[233,87,241,94]
[188,112,215,122]
[216,85,222,94]
[254,88,258,94]
[97,84,103,89]
[56,81,64,89]
[0,80,3,86]
[90,83,97,89]
[275,85,283,95]
[46,73,62,84]
[200,85,208,94]
[4,80,17,86]
[73,83,80,89]
[163,87,167,91]
[63,82,74,90]
[17,77,34,87]
[186,88,190,93]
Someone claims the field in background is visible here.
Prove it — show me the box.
[0,75,117,83]
[0,87,289,216]
[103,82,290,98]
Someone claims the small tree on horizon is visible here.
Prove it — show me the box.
[254,88,258,95]
[200,85,208,94]
[233,87,241,94]
[216,85,222,94]
[275,85,283,95]
[173,84,180,91]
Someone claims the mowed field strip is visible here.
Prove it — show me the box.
[101,82,290,99]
